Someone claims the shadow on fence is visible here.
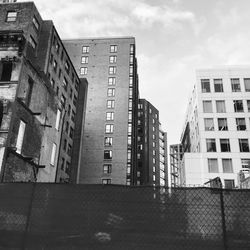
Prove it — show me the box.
[0,183,249,250]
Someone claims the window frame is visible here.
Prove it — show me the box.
[201,79,210,93]
[6,11,17,22]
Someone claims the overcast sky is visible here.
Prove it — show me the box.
[20,0,250,146]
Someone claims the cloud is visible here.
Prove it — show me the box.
[131,2,195,28]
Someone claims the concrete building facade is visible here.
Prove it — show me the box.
[137,99,168,186]
[64,37,139,185]
[0,1,87,183]
[180,67,250,188]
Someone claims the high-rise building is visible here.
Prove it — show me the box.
[0,1,87,183]
[64,37,139,185]
[180,67,250,188]
[137,99,168,186]
[169,144,183,187]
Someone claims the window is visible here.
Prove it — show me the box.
[53,60,57,72]
[55,42,60,54]
[105,124,114,133]
[222,159,233,173]
[231,78,241,92]
[63,139,67,151]
[239,139,250,152]
[129,88,133,98]
[29,36,37,49]
[201,79,210,93]
[26,78,34,107]
[102,179,111,184]
[103,164,112,174]
[67,144,72,156]
[110,45,117,53]
[129,66,133,75]
[127,150,131,162]
[216,100,226,113]
[55,109,61,130]
[70,88,73,99]
[82,46,89,53]
[204,118,214,131]
[71,110,75,122]
[108,77,116,86]
[107,88,115,97]
[244,78,250,92]
[6,11,17,22]
[203,101,213,113]
[109,56,117,63]
[50,143,57,165]
[153,142,156,147]
[63,77,68,91]
[104,150,112,159]
[60,95,66,107]
[218,118,228,131]
[129,77,133,86]
[130,44,134,54]
[214,79,223,92]
[61,158,65,170]
[206,138,216,152]
[73,95,77,107]
[0,61,13,81]
[128,124,132,135]
[16,120,26,154]
[208,159,218,173]
[65,162,70,174]
[67,104,71,116]
[220,139,230,152]
[32,16,40,30]
[81,56,88,64]
[65,121,69,133]
[241,159,250,170]
[129,55,134,64]
[80,67,88,75]
[107,100,115,109]
[109,66,116,75]
[247,100,250,112]
[128,111,132,122]
[236,118,246,130]
[104,137,113,146]
[234,100,244,112]
[224,180,235,189]
[65,61,70,74]
[106,112,114,121]
[69,127,74,138]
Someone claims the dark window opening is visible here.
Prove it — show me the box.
[0,62,12,81]
[26,78,34,107]
[0,101,3,128]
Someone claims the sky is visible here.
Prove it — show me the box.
[19,0,250,146]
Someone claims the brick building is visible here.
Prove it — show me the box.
[137,99,168,186]
[64,37,139,185]
[0,1,87,183]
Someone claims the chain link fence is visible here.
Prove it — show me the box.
[0,183,249,249]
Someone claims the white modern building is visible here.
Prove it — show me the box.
[180,66,250,188]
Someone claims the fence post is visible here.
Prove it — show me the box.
[22,182,36,250]
[220,188,228,250]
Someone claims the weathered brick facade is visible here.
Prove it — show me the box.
[0,1,87,183]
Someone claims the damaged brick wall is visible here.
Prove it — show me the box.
[3,150,36,182]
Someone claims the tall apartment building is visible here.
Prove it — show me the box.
[137,99,168,186]
[0,1,87,183]
[64,37,139,185]
[180,67,250,188]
